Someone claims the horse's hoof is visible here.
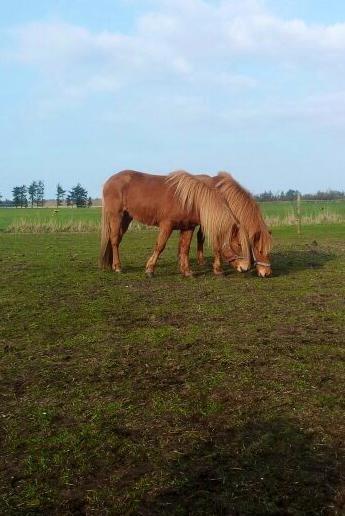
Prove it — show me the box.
[113,268,122,273]
[145,270,154,278]
[183,271,194,278]
[197,260,206,266]
[213,270,224,276]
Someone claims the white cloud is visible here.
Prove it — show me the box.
[286,90,345,126]
[5,1,345,77]
[2,0,345,127]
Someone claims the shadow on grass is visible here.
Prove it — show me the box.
[271,248,336,277]
[112,259,218,277]
[101,249,336,279]
[191,249,336,278]
[139,417,344,515]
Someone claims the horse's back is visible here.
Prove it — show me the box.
[102,170,199,228]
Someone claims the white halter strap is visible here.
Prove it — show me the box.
[252,248,271,268]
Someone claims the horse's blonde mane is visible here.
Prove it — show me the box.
[167,171,241,251]
[215,172,272,255]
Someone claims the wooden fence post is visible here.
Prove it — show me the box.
[297,191,301,235]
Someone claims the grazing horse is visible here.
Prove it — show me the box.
[195,172,272,277]
[99,170,250,276]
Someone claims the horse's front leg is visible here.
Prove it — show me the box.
[145,223,173,276]
[197,226,206,265]
[212,246,224,276]
[178,229,194,277]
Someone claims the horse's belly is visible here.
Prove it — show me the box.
[171,219,198,230]
[125,205,160,227]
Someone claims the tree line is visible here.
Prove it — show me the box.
[1,184,344,207]
[254,189,345,202]
[56,183,92,208]
[0,182,93,208]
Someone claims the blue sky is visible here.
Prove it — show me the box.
[1,0,345,198]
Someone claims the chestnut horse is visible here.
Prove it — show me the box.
[194,173,272,277]
[100,170,250,276]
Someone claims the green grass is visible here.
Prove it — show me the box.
[1,225,345,514]
[1,200,345,233]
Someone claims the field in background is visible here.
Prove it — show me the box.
[1,199,345,232]
[261,199,345,225]
[0,207,101,232]
[1,225,345,514]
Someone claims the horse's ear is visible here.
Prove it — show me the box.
[268,230,272,235]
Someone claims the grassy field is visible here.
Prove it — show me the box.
[0,207,101,232]
[261,199,345,218]
[1,199,345,233]
[1,225,345,514]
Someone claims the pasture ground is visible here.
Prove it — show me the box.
[1,225,345,514]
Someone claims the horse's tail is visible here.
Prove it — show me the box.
[99,198,113,269]
[167,171,236,249]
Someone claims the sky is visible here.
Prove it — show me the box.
[1,0,345,198]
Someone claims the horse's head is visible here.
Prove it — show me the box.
[252,250,272,277]
[222,225,251,272]
[252,231,272,277]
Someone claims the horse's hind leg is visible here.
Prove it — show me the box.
[179,229,194,277]
[145,223,173,276]
[109,211,132,272]
[197,227,206,265]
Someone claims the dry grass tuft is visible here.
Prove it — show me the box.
[265,211,344,227]
[6,219,152,233]
[6,219,101,233]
